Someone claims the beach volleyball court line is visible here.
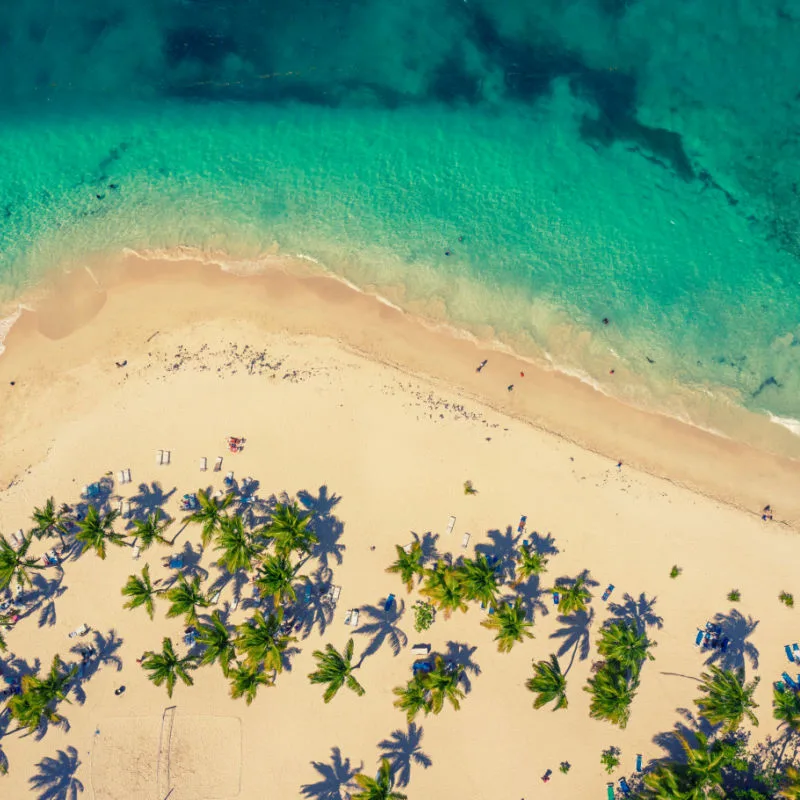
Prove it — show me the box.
[157,704,177,798]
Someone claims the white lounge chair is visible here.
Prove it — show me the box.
[461,532,470,549]
[117,471,125,484]
[68,623,89,639]
[225,471,234,482]
[163,451,171,465]
[231,598,239,612]
[156,450,163,465]
[411,644,431,656]
[330,586,341,605]
[200,457,207,471]
[124,468,131,483]
[116,499,124,516]
[210,590,221,605]
[214,456,223,472]
[350,609,359,627]
[344,609,353,625]
[445,515,456,535]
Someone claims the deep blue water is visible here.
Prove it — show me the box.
[2,0,800,437]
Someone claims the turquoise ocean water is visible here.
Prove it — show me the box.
[2,0,800,440]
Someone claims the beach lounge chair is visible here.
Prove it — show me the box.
[775,681,786,693]
[782,672,798,690]
[68,623,89,639]
[231,598,239,612]
[602,584,615,601]
[224,471,234,487]
[304,583,313,604]
[10,530,24,550]
[116,499,124,516]
[124,468,131,483]
[163,451,170,465]
[200,457,207,471]
[445,515,456,535]
[384,594,395,612]
[156,450,163,465]
[210,590,221,605]
[636,754,643,772]
[44,550,58,566]
[786,644,795,662]
[132,546,140,560]
[553,591,560,606]
[461,532,470,549]
[350,609,359,627]
[517,515,527,534]
[696,630,704,646]
[607,782,615,800]
[619,777,631,797]
[411,644,431,656]
[344,609,352,625]
[330,586,341,605]
[214,456,223,472]
[117,471,125,484]
[169,554,183,570]
[123,500,132,518]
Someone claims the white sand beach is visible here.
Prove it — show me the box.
[0,254,797,798]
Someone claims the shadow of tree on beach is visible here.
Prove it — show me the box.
[299,486,346,572]
[68,629,124,704]
[608,592,664,631]
[550,608,595,674]
[513,573,551,620]
[704,609,759,672]
[440,641,481,693]
[29,573,68,629]
[294,564,335,640]
[161,541,208,586]
[29,745,84,800]
[474,526,519,575]
[406,531,440,566]
[651,707,717,765]
[377,723,432,787]
[128,481,176,524]
[300,746,361,800]
[354,600,408,658]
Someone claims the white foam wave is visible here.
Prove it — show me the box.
[0,305,28,357]
[768,413,800,437]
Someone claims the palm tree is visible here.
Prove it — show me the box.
[75,505,124,559]
[196,610,237,676]
[308,638,365,703]
[597,620,656,679]
[420,561,468,618]
[422,656,465,714]
[121,564,160,620]
[553,572,592,616]
[778,766,800,799]
[229,662,270,705]
[774,684,800,731]
[165,573,210,626]
[526,654,568,710]
[585,667,637,728]
[214,513,258,574]
[458,554,500,607]
[131,509,171,551]
[235,610,295,674]
[266,501,317,559]
[0,532,44,591]
[480,597,534,653]
[386,542,424,592]
[351,759,407,800]
[643,732,726,800]
[694,665,760,732]
[514,544,548,586]
[30,497,70,549]
[7,656,76,733]
[643,764,697,799]
[141,637,197,697]
[183,488,233,547]
[254,553,302,605]
[392,676,431,722]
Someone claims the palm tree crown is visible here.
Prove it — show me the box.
[480,597,534,653]
[30,497,70,549]
[141,637,197,697]
[235,610,295,674]
[422,656,465,714]
[458,554,500,607]
[308,638,365,703]
[515,544,548,585]
[75,505,124,559]
[526,654,568,710]
[196,610,237,676]
[266,501,317,559]
[553,573,592,616]
[254,553,301,606]
[0,531,44,591]
[420,561,468,618]
[165,573,210,626]
[694,665,759,732]
[392,675,431,722]
[131,509,171,551]
[585,666,638,729]
[121,563,160,620]
[386,542,424,592]
[597,620,656,679]
[351,758,408,800]
[229,662,270,705]
[214,513,259,574]
[774,684,800,732]
[183,489,233,547]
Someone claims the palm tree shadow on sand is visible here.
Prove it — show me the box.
[440,641,481,693]
[28,745,84,800]
[128,481,176,524]
[377,723,433,787]
[549,608,595,674]
[704,609,759,671]
[300,746,361,800]
[298,486,346,571]
[294,564,335,640]
[607,591,664,632]
[353,600,408,658]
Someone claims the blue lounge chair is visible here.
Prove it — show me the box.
[782,672,798,690]
[607,783,615,800]
[602,584,615,601]
[786,644,795,662]
[384,594,395,612]
[775,681,786,693]
[618,777,631,797]
[553,592,560,606]
[169,555,183,569]
[304,583,312,603]
[412,660,433,676]
[517,515,527,534]
[636,754,643,772]
[695,630,704,645]
[522,539,529,549]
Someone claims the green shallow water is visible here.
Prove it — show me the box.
[2,0,800,438]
